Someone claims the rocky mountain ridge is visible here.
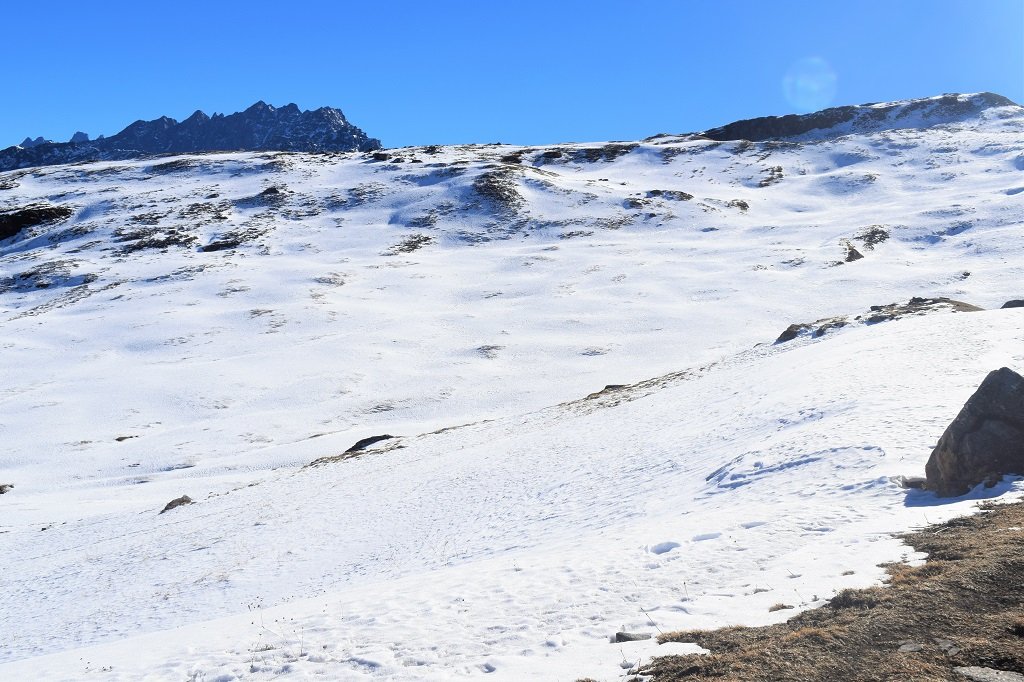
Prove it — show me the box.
[701,91,1018,142]
[0,101,381,172]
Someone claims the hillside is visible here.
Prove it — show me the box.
[0,92,1022,681]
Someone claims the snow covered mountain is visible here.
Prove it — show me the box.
[0,101,381,172]
[0,92,1022,681]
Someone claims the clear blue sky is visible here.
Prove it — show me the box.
[5,0,1023,148]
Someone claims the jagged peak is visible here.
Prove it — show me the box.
[245,100,273,114]
[0,100,382,171]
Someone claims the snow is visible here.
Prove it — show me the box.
[1,96,1023,680]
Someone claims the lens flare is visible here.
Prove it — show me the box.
[783,57,838,112]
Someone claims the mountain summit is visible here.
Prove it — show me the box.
[0,102,381,171]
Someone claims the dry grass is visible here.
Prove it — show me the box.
[645,500,1024,681]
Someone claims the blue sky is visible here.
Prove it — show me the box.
[5,0,1022,148]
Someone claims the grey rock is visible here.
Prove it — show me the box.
[160,495,193,514]
[894,475,926,489]
[0,484,13,494]
[614,632,653,642]
[897,641,924,653]
[955,667,1024,682]
[925,367,1024,496]
[1001,300,1024,309]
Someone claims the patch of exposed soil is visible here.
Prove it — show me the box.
[644,499,1024,682]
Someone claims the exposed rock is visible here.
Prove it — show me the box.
[774,318,848,344]
[775,323,807,344]
[1001,300,1024,309]
[615,632,653,642]
[861,297,982,323]
[0,204,74,240]
[159,495,193,514]
[775,297,981,345]
[702,92,1017,142]
[1,101,380,172]
[0,484,13,494]
[955,667,1024,682]
[345,434,395,453]
[648,189,693,201]
[569,143,637,163]
[586,384,627,400]
[844,242,864,262]
[925,367,1024,497]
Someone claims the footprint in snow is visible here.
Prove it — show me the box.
[648,541,681,555]
[692,531,722,542]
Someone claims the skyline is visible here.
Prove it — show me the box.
[5,0,1023,149]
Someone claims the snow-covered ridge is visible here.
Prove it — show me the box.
[701,91,1021,141]
[0,94,1023,680]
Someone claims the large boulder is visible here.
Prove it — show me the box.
[925,367,1024,497]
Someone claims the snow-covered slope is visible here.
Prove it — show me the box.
[1,93,1023,681]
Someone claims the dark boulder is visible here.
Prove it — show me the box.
[925,367,1024,497]
[345,434,395,453]
[160,495,193,513]
[1001,300,1024,309]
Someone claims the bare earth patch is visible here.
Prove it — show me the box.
[644,499,1024,682]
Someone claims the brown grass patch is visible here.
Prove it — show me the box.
[645,500,1024,681]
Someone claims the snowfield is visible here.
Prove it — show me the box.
[1,93,1023,680]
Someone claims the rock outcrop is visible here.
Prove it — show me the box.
[159,495,193,514]
[774,297,981,344]
[0,204,74,241]
[702,92,1018,142]
[925,367,1024,497]
[1,101,381,172]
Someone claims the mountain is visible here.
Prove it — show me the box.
[0,93,1022,681]
[0,101,381,171]
[701,91,1017,141]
